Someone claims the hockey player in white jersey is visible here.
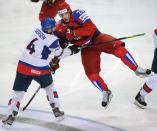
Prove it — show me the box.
[1,17,80,128]
[134,29,157,109]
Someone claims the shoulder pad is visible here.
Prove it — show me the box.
[73,9,90,25]
[49,39,60,49]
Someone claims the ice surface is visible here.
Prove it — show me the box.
[0,0,157,131]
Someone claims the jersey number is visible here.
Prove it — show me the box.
[27,38,51,59]
[27,38,38,54]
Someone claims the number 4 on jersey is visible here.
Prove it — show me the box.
[27,38,38,54]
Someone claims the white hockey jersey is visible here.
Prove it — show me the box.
[17,26,71,76]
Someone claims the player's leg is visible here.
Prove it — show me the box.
[2,72,32,128]
[81,48,113,108]
[34,74,64,120]
[113,45,151,76]
[45,84,64,120]
[95,33,151,77]
[134,48,157,108]
[134,73,157,109]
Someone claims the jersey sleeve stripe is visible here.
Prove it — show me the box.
[73,9,90,25]
[82,17,90,24]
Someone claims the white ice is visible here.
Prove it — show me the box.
[0,0,157,131]
[0,107,121,131]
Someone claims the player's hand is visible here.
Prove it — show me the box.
[49,57,60,74]
[50,64,60,74]
[66,28,80,41]
[68,45,80,55]
[59,38,69,49]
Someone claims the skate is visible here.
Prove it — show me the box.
[135,66,151,77]
[50,103,65,121]
[1,111,18,129]
[102,89,113,109]
[134,92,147,109]
[52,107,65,121]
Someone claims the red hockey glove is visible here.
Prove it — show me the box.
[49,57,60,74]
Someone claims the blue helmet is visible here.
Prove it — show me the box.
[41,17,56,32]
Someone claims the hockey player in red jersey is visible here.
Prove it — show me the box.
[134,29,157,109]
[30,0,66,21]
[53,2,151,108]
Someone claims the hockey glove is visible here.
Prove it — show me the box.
[66,28,80,42]
[49,57,60,74]
[30,0,39,2]
[59,38,69,49]
[68,45,80,55]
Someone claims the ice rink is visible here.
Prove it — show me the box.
[0,0,157,131]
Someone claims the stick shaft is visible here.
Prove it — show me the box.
[22,86,40,111]
[81,33,145,48]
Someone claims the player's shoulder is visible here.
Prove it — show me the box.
[46,33,59,42]
[33,27,47,40]
[72,9,90,24]
[34,26,58,42]
[73,9,87,18]
[44,33,60,48]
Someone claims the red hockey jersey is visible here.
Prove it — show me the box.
[55,9,99,46]
[39,0,65,21]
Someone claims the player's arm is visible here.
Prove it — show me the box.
[49,39,80,73]
[70,10,97,39]
[49,39,80,59]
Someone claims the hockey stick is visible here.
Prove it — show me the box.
[22,86,41,111]
[81,33,146,49]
